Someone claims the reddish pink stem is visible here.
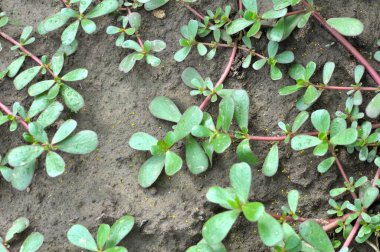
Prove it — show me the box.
[200,46,237,110]
[285,9,307,17]
[332,150,358,199]
[183,3,205,21]
[248,131,318,141]
[0,31,56,77]
[0,101,29,130]
[321,85,378,91]
[302,0,380,86]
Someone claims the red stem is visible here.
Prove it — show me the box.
[285,9,307,17]
[0,31,56,77]
[183,3,205,21]
[320,85,378,91]
[302,0,380,86]
[0,101,29,130]
[199,46,237,111]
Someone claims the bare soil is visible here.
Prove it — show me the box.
[1,0,380,251]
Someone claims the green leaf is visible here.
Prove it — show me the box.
[181,67,203,89]
[269,18,284,41]
[247,21,261,37]
[271,65,282,80]
[252,58,267,70]
[288,64,305,80]
[119,53,138,73]
[57,130,98,154]
[38,13,71,35]
[61,84,85,112]
[97,224,110,250]
[242,202,265,222]
[311,109,330,133]
[292,111,309,132]
[226,18,254,35]
[317,157,335,173]
[67,224,98,251]
[14,66,41,90]
[279,85,303,95]
[326,18,364,36]
[5,217,30,242]
[323,62,335,85]
[52,119,78,144]
[362,187,379,208]
[275,51,294,64]
[106,215,134,248]
[197,43,207,56]
[299,220,334,252]
[329,188,346,197]
[61,20,80,45]
[242,0,257,12]
[87,0,119,18]
[36,101,63,128]
[174,106,203,141]
[138,155,165,188]
[104,247,127,252]
[149,96,182,123]
[46,151,65,177]
[8,145,44,167]
[237,139,258,166]
[218,96,234,131]
[81,19,97,34]
[212,133,231,153]
[62,68,88,82]
[366,93,380,118]
[313,142,328,156]
[164,151,183,176]
[51,52,64,75]
[305,61,316,81]
[230,162,251,203]
[28,80,55,96]
[330,128,357,145]
[354,65,365,83]
[262,8,287,19]
[291,135,322,151]
[29,122,49,143]
[219,89,250,130]
[262,144,279,177]
[202,210,240,244]
[185,136,209,174]
[258,213,283,246]
[206,186,237,210]
[288,190,299,213]
[129,132,157,151]
[303,85,320,105]
[79,0,92,13]
[9,162,36,191]
[144,0,169,11]
[174,46,192,62]
[7,56,26,78]
[20,232,44,252]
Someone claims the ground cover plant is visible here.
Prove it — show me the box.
[1,0,380,251]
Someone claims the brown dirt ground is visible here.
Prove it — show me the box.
[1,0,380,251]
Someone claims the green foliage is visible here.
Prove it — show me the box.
[38,0,119,44]
[326,17,364,37]
[0,217,44,251]
[67,214,134,251]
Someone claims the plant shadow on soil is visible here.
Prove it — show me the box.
[1,0,380,251]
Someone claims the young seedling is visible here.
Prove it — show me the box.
[67,215,134,251]
[190,162,335,251]
[0,217,44,252]
[38,0,119,45]
[0,119,98,190]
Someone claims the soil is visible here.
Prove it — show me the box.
[1,0,380,251]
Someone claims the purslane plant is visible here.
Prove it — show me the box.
[0,217,44,252]
[187,163,336,252]
[67,215,134,251]
[0,17,98,190]
[107,6,167,73]
[38,0,119,45]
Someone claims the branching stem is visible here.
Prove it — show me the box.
[0,101,29,130]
